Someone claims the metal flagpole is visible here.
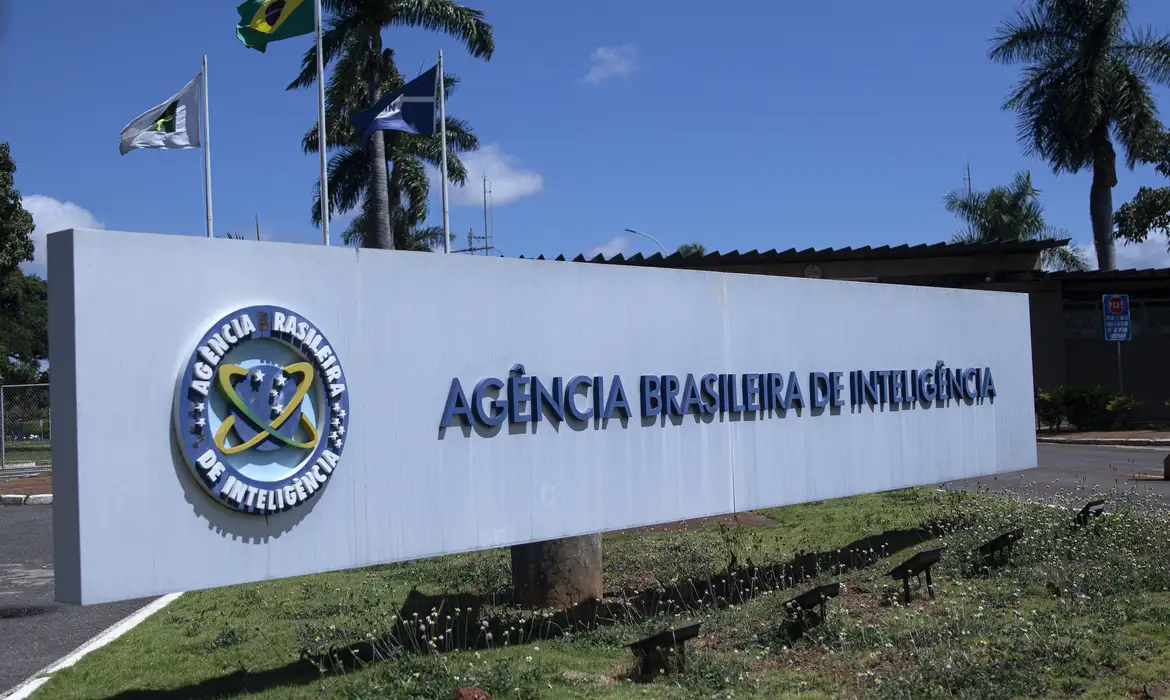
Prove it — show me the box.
[438,49,451,254]
[315,0,330,246]
[202,55,213,238]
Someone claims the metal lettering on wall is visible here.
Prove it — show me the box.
[173,305,350,514]
[441,362,996,429]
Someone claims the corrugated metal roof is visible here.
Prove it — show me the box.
[1035,267,1170,280]
[520,238,1068,267]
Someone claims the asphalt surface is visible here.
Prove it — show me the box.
[0,505,151,696]
[0,443,1166,696]
[945,443,1170,502]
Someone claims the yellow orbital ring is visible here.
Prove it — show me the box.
[213,361,319,455]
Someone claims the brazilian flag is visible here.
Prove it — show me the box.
[236,0,314,52]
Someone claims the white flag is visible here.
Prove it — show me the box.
[119,74,202,155]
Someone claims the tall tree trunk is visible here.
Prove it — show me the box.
[364,38,393,251]
[366,132,393,250]
[1090,128,1118,271]
[511,534,603,609]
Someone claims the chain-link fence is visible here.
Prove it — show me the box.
[1,384,51,467]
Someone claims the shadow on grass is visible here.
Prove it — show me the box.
[98,523,947,699]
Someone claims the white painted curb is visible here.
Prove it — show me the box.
[0,494,51,506]
[0,592,182,700]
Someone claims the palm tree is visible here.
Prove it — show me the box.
[944,170,1091,271]
[676,242,706,257]
[288,0,493,250]
[989,0,1170,270]
[300,59,478,249]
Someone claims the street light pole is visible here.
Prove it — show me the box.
[623,228,669,256]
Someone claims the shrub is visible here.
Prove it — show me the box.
[1035,390,1063,431]
[1035,385,1143,431]
[1057,385,1116,431]
[1106,393,1143,428]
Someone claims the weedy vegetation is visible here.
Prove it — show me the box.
[36,480,1170,699]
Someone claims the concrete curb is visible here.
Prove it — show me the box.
[1,592,183,700]
[0,494,52,505]
[1037,437,1170,447]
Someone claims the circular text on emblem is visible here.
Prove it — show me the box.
[173,305,350,514]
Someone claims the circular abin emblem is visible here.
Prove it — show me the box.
[174,306,349,514]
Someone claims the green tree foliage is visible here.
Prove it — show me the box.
[0,268,48,383]
[943,170,1091,271]
[989,0,1170,271]
[676,242,707,257]
[1114,127,1170,252]
[0,142,35,275]
[287,0,493,250]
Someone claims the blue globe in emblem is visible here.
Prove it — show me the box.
[173,305,350,514]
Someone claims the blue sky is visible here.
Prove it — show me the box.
[3,0,1170,277]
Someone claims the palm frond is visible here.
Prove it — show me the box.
[989,6,1076,64]
[377,0,494,59]
[1107,59,1161,168]
[1114,29,1170,84]
[311,145,372,226]
[286,13,364,91]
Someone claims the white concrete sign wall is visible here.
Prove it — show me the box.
[49,229,1037,605]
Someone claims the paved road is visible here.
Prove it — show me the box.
[944,443,1170,502]
[0,505,151,696]
[0,443,1166,696]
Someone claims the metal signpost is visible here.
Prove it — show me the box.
[1102,294,1131,392]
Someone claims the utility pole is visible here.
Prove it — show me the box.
[451,179,496,254]
[452,227,495,254]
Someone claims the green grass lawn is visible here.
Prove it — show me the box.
[1,438,50,465]
[35,484,1170,699]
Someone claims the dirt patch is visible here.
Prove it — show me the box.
[616,512,777,536]
[0,473,52,496]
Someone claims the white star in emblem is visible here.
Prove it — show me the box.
[270,389,279,400]
[331,417,340,427]
[252,369,265,383]
[332,402,341,413]
[337,426,346,436]
[272,403,284,416]
[337,408,347,419]
[194,418,205,428]
[333,438,343,450]
[274,374,287,388]
[329,431,338,441]
[192,402,205,414]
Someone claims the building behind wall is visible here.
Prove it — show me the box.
[529,240,1170,423]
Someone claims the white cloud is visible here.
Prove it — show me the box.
[448,143,542,207]
[1083,236,1170,270]
[582,44,637,85]
[21,195,104,274]
[586,235,629,259]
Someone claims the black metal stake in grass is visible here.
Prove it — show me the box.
[1075,499,1105,527]
[781,581,841,640]
[888,546,946,604]
[977,527,1025,568]
[628,622,701,682]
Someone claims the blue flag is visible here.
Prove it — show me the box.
[351,65,438,146]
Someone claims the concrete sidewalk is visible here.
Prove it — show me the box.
[1036,430,1170,448]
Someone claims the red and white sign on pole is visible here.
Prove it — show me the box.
[1102,294,1132,341]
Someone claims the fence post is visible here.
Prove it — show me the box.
[1,385,6,468]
